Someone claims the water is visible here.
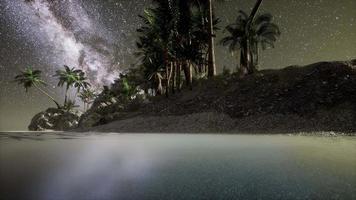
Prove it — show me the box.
[0,133,355,200]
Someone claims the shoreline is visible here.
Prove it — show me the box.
[76,111,356,136]
[0,131,355,139]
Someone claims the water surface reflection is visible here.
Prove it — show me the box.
[1,134,355,200]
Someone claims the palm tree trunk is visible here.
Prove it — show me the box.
[255,43,259,70]
[250,47,254,72]
[246,39,251,73]
[64,86,69,105]
[34,83,61,108]
[250,42,258,72]
[177,62,182,91]
[207,0,216,78]
[240,43,249,77]
[205,50,209,76]
[183,60,192,89]
[249,0,263,22]
[158,77,163,95]
[165,62,173,97]
[189,61,193,90]
[172,61,177,94]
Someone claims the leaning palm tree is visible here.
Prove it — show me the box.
[14,67,61,108]
[54,65,82,104]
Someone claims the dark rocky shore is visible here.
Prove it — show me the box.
[73,60,356,134]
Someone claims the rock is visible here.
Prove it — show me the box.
[78,112,102,128]
[28,108,80,131]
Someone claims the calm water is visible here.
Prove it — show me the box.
[0,133,356,200]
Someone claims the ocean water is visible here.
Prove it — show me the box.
[0,133,355,200]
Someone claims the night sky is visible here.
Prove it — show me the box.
[0,0,355,131]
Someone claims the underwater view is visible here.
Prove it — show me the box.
[1,133,356,200]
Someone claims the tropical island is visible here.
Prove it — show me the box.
[3,1,356,200]
[14,0,356,134]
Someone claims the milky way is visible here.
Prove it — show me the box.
[3,0,122,86]
[0,0,355,130]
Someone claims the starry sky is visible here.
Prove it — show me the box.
[0,0,355,131]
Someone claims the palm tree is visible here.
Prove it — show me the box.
[148,70,164,95]
[221,0,280,76]
[220,11,250,73]
[190,1,220,77]
[79,89,96,111]
[137,2,172,81]
[249,13,280,68]
[54,65,82,104]
[137,0,221,96]
[14,67,61,108]
[207,0,216,78]
[189,0,223,78]
[74,71,91,93]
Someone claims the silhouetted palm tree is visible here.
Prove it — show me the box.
[188,0,223,78]
[221,0,280,76]
[207,0,216,78]
[14,67,61,108]
[250,13,281,68]
[136,1,175,96]
[190,2,220,77]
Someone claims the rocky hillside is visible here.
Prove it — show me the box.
[78,60,356,133]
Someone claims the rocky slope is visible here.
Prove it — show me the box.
[78,60,356,133]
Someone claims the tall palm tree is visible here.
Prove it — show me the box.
[190,2,220,77]
[137,1,174,96]
[14,67,61,108]
[207,0,216,78]
[221,0,280,76]
[54,65,82,104]
[190,0,222,78]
